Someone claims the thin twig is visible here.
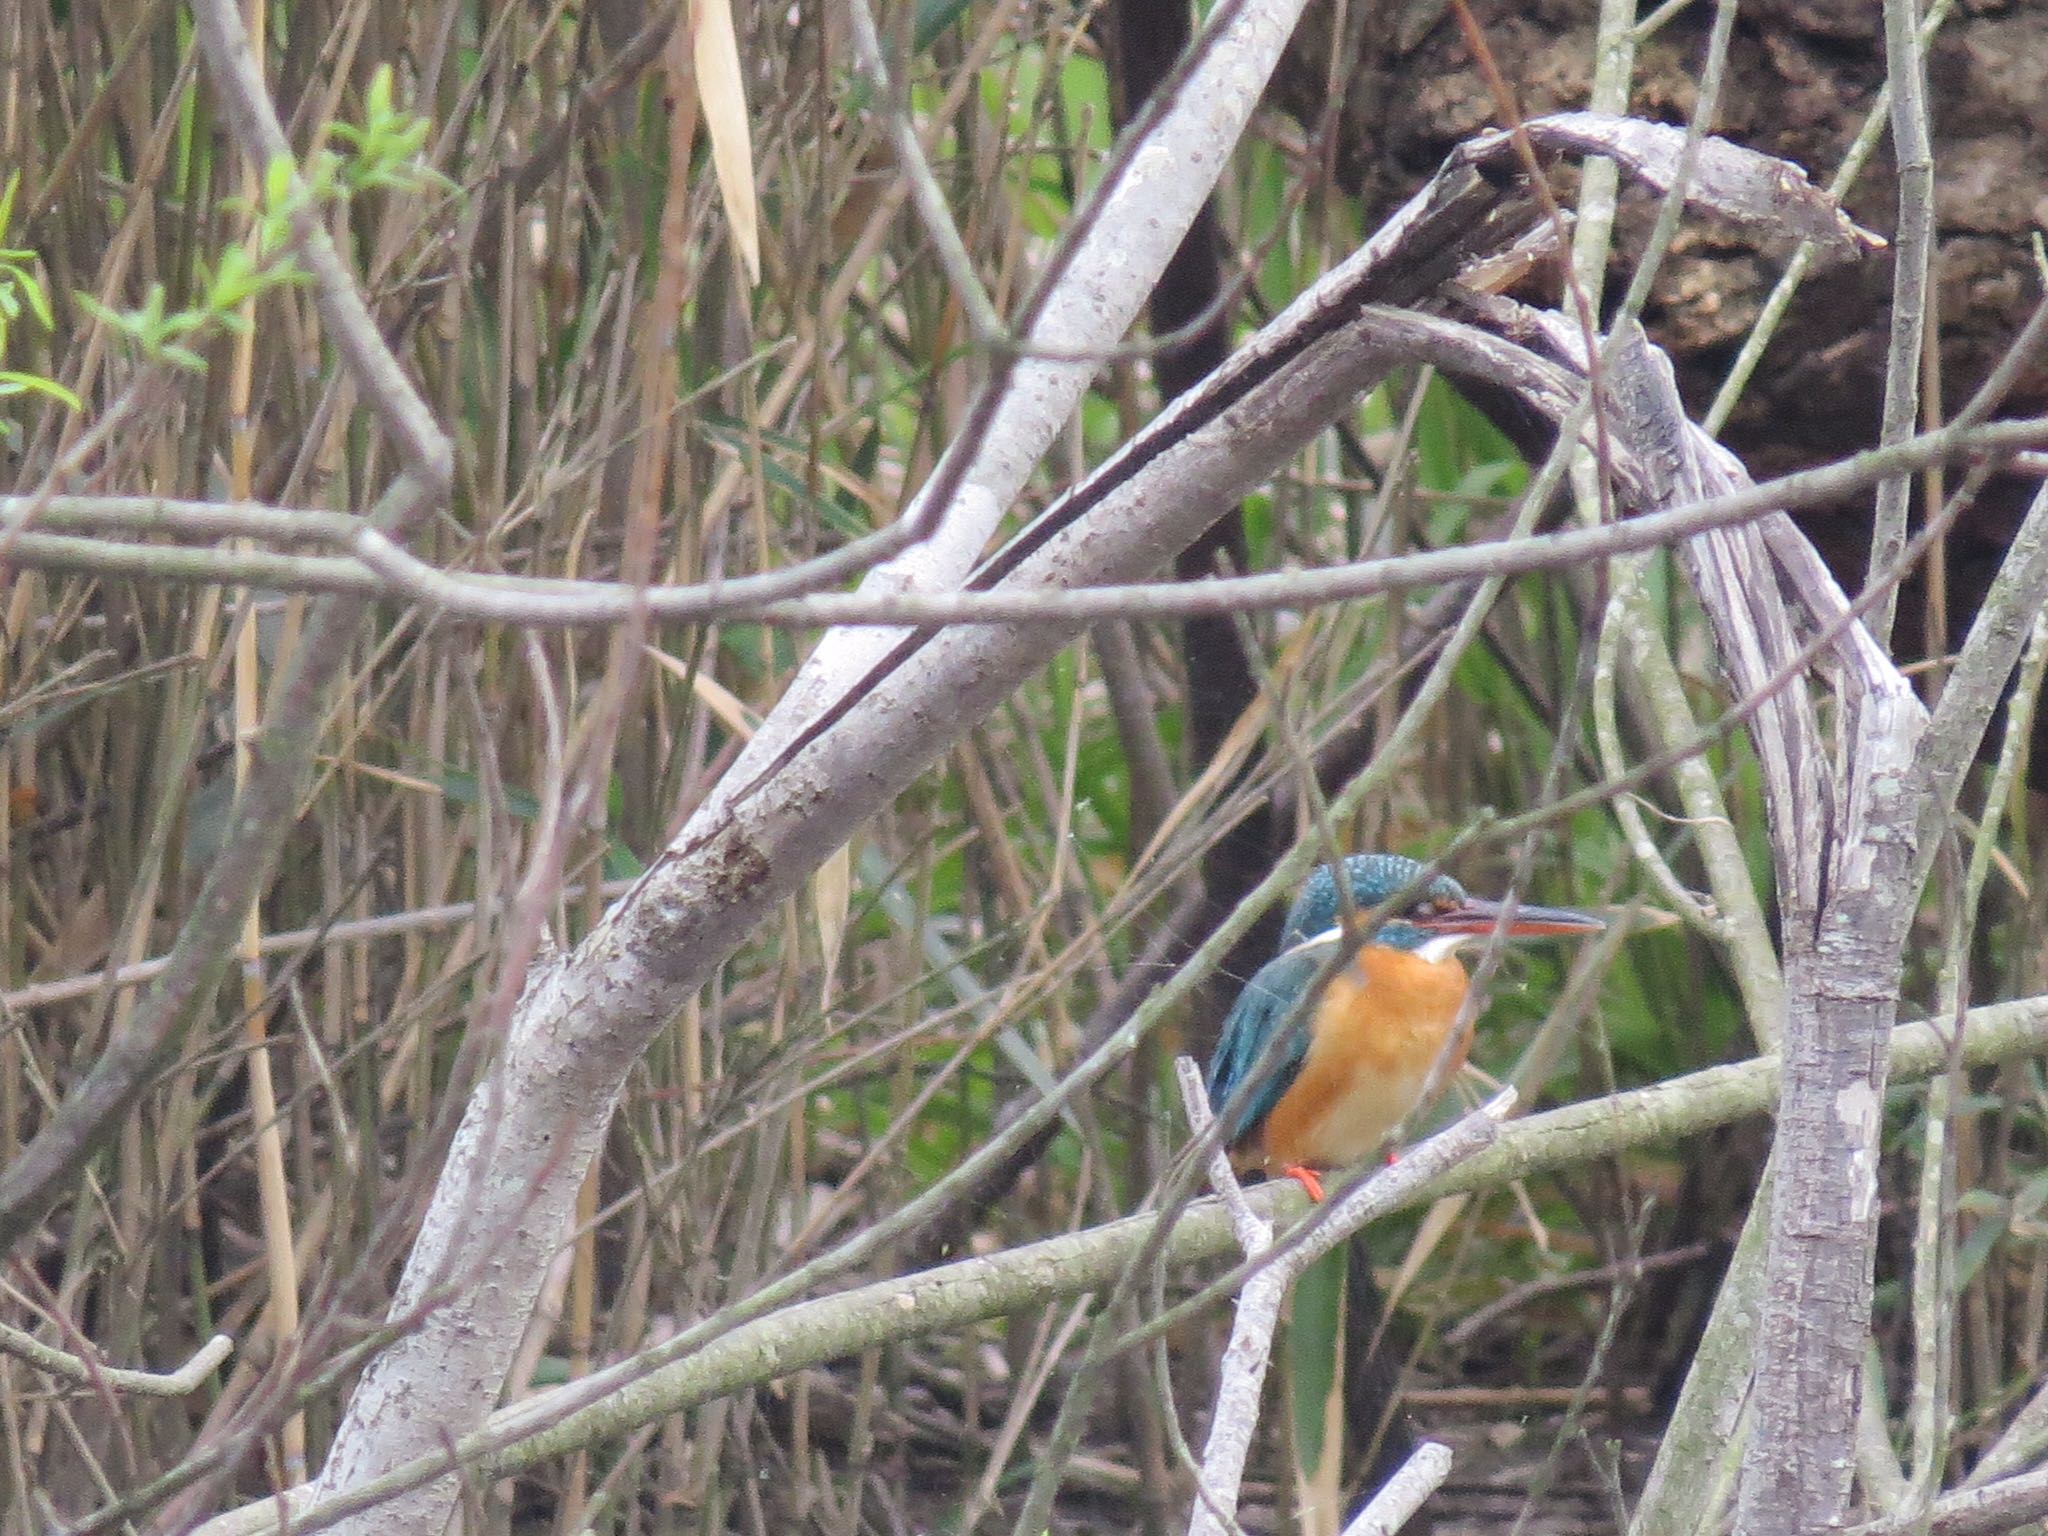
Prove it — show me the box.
[183,992,2048,1536]
[1173,1057,1266,1253]
[189,0,451,493]
[0,879,636,1013]
[6,409,2044,628]
[1443,1241,1716,1349]
[842,0,1002,344]
[1340,1442,1454,1536]
[1182,1080,1508,1536]
[0,1322,231,1397]
[1865,0,1939,648]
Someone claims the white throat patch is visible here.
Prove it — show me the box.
[1283,928,1470,965]
[1411,932,1472,964]
[1281,929,1346,961]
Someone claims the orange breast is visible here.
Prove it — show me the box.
[1249,945,1471,1174]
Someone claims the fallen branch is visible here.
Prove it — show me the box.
[188,991,2048,1536]
[1177,1056,1509,1536]
[1342,1442,1455,1536]
[0,1322,230,1397]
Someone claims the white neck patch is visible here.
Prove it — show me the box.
[1411,932,1472,964]
[1284,928,1470,965]
[1282,928,1346,961]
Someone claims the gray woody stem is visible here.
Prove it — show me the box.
[0,0,455,1254]
[1174,1057,1507,1536]
[297,112,1894,1536]
[1591,321,2048,1533]
[1342,1442,1455,1536]
[307,5,1323,1526]
[193,994,2048,1536]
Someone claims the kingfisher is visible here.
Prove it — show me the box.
[1204,853,1605,1200]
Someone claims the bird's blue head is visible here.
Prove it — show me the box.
[1280,853,1605,956]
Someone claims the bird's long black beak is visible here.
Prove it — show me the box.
[1420,897,1607,939]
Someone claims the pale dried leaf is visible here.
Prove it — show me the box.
[646,646,761,739]
[813,842,851,1000]
[1383,1192,1467,1315]
[691,0,761,286]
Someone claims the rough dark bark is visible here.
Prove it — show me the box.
[1271,0,2048,762]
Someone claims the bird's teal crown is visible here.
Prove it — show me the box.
[1280,853,1465,953]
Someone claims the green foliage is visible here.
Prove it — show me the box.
[913,0,974,52]
[78,63,446,373]
[1285,1246,1349,1502]
[31,6,2048,1526]
[75,283,233,374]
[324,63,443,195]
[0,173,80,427]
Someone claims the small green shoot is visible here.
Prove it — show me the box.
[0,172,81,420]
[78,64,449,373]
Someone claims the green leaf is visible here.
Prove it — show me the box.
[72,291,117,326]
[265,153,296,216]
[366,61,394,124]
[17,266,51,329]
[1955,1210,2007,1292]
[1287,1245,1348,1512]
[912,0,973,51]
[0,371,81,409]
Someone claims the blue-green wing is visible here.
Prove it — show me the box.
[1204,946,1327,1147]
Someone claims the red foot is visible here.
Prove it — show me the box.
[1282,1165,1326,1202]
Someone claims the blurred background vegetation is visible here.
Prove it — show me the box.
[3,0,2046,1531]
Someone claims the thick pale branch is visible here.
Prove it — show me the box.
[301,114,1899,1536]
[711,0,1324,793]
[193,994,2048,1536]
[195,999,2048,1536]
[0,1323,231,1397]
[305,4,1331,1523]
[10,412,2046,625]
[1342,1443,1455,1536]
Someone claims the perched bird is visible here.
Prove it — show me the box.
[1204,854,1604,1199]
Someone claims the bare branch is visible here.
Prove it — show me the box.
[1909,481,2048,886]
[0,1321,231,1397]
[1850,1462,2048,1536]
[189,0,450,494]
[11,407,2044,627]
[188,993,2048,1536]
[1340,1442,1455,1536]
[1173,1056,1266,1252]
[0,879,636,1013]
[0,467,442,1254]
[1864,0,1938,648]
[303,5,1337,1524]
